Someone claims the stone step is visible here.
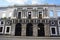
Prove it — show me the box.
[0,35,60,39]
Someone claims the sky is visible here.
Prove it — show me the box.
[0,0,60,7]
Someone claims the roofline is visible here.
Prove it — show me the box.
[0,4,60,8]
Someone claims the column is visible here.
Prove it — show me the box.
[11,19,16,36]
[44,24,50,37]
[21,24,26,36]
[33,24,38,37]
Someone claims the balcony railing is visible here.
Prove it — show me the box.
[17,19,49,24]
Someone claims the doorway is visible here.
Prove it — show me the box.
[38,23,45,36]
[15,23,22,36]
[26,23,33,36]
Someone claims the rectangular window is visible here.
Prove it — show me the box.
[51,28,55,34]
[6,27,9,32]
[39,11,42,19]
[28,11,31,19]
[18,12,21,19]
[49,10,54,17]
[0,26,4,34]
[0,27,3,32]
[50,27,57,35]
[5,26,11,34]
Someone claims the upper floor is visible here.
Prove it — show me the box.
[0,5,60,19]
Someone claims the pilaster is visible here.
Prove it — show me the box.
[44,24,50,37]
[21,24,26,36]
[33,24,38,37]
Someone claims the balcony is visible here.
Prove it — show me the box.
[18,19,49,24]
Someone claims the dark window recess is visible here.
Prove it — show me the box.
[0,27,3,32]
[59,21,60,24]
[39,12,42,13]
[28,12,31,13]
[51,28,55,34]
[18,12,21,19]
[28,12,31,19]
[6,27,10,32]
[1,21,3,24]
[39,12,42,19]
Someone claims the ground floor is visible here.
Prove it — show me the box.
[0,23,60,37]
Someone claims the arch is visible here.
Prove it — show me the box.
[27,23,33,27]
[26,23,33,36]
[38,23,44,27]
[15,23,22,36]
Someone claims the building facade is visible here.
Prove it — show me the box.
[0,5,60,37]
